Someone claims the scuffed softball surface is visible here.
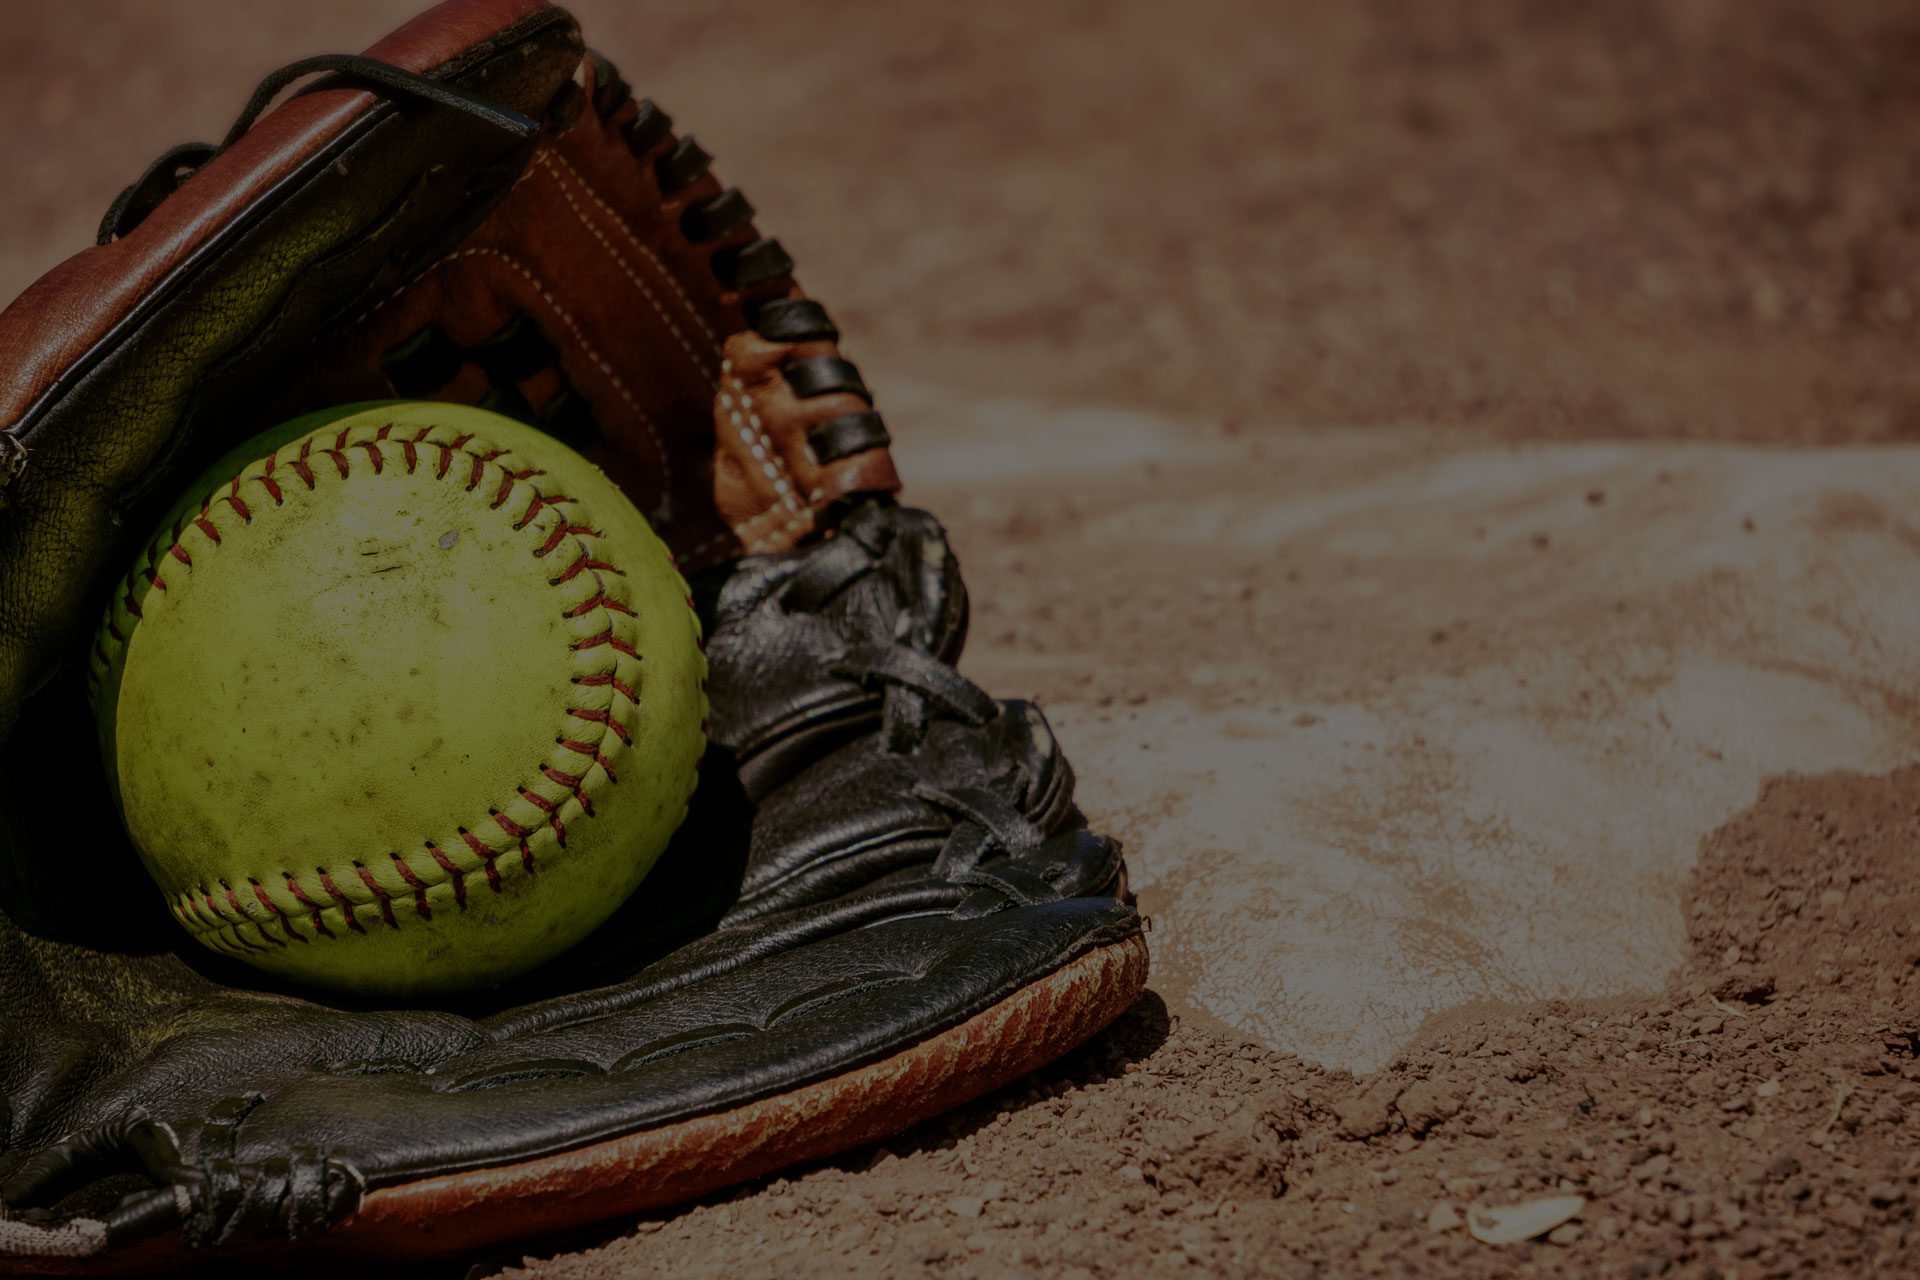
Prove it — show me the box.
[87,402,707,997]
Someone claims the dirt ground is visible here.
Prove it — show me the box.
[4,1,1920,1276]
[480,766,1920,1279]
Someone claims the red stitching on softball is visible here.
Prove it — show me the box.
[458,827,507,892]
[515,492,574,529]
[491,808,531,840]
[458,827,493,859]
[556,738,620,783]
[568,706,632,746]
[283,873,334,938]
[566,590,635,618]
[292,440,317,490]
[573,629,640,659]
[319,871,367,934]
[251,879,307,944]
[572,672,637,702]
[550,551,619,583]
[534,521,609,558]
[542,766,596,816]
[425,841,468,907]
[389,853,431,920]
[352,861,398,929]
[223,882,286,948]
[518,788,567,847]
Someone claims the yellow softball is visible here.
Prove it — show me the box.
[87,402,707,997]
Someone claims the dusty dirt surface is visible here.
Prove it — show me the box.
[12,0,1920,446]
[481,766,1920,1279]
[6,1,1920,1277]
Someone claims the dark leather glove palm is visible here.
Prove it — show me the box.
[0,1,1144,1268]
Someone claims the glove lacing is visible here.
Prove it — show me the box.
[0,1100,360,1253]
[742,505,1083,916]
[773,503,986,757]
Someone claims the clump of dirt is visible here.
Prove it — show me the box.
[490,765,1919,1279]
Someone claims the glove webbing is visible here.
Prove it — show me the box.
[0,1210,109,1259]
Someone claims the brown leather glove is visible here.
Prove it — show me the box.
[0,0,1144,1268]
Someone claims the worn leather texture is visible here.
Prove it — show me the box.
[0,0,1140,1263]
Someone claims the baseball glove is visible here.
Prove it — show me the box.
[0,0,1147,1269]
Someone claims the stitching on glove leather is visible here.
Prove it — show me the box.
[345,166,678,496]
[534,149,726,360]
[346,155,545,331]
[717,357,814,552]
[85,419,661,954]
[739,506,815,556]
[406,246,675,491]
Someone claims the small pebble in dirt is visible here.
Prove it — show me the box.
[1466,1195,1585,1245]
[946,1196,984,1219]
